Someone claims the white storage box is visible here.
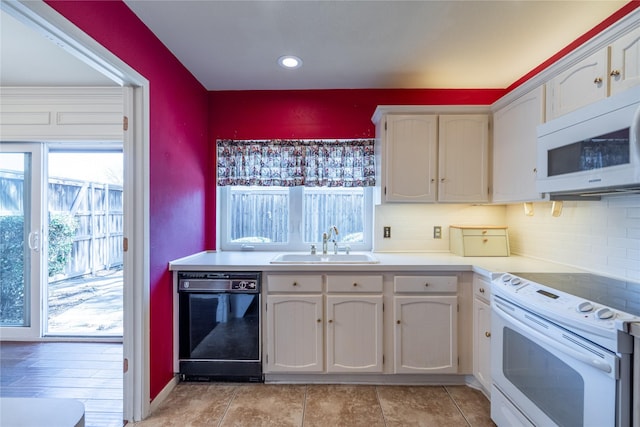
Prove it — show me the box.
[449,225,510,257]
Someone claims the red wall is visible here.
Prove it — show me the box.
[45,1,210,399]
[207,88,505,246]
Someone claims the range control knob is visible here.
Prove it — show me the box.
[501,274,512,283]
[576,301,594,313]
[510,277,522,286]
[595,307,614,320]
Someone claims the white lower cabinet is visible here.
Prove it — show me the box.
[326,295,383,372]
[473,274,492,393]
[393,276,458,374]
[394,296,458,373]
[266,294,323,372]
[266,273,464,378]
[265,274,383,374]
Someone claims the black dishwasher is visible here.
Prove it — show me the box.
[177,271,262,382]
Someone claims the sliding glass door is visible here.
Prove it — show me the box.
[0,143,45,338]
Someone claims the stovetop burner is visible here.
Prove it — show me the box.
[512,272,640,317]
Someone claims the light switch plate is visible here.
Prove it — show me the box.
[433,226,442,239]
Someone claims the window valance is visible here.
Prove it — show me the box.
[216,139,375,187]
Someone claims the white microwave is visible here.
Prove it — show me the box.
[537,85,640,197]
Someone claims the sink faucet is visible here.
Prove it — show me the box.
[322,225,339,255]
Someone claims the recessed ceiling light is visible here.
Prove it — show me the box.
[278,55,302,69]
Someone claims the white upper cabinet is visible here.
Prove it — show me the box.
[438,115,490,203]
[610,26,640,95]
[546,26,640,120]
[374,111,489,203]
[492,86,546,203]
[545,49,608,120]
[379,114,438,202]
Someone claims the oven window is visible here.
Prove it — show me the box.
[548,128,630,176]
[503,327,584,426]
[179,293,260,360]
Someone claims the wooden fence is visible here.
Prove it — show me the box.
[0,170,123,280]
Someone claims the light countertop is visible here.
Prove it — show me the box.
[169,250,585,276]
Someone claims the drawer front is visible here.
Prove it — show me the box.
[326,275,383,293]
[267,275,323,292]
[473,275,491,301]
[459,228,507,236]
[462,236,509,256]
[394,276,457,293]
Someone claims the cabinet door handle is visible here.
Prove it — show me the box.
[610,69,620,77]
[485,331,491,338]
[483,238,488,243]
[594,77,603,84]
[479,287,485,293]
[424,283,429,287]
[440,178,446,183]
[292,282,298,286]
[430,178,435,183]
[396,320,401,324]
[328,319,333,323]
[317,319,322,323]
[353,282,358,287]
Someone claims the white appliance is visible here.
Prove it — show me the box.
[537,85,640,198]
[491,272,639,427]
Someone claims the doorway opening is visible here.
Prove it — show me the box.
[46,149,123,337]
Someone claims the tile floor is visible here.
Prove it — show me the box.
[132,383,495,427]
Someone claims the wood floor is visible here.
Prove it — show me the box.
[0,341,123,427]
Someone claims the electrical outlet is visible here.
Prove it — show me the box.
[383,226,391,238]
[433,226,442,239]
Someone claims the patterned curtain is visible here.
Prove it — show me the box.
[217,139,376,187]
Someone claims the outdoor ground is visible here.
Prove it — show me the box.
[47,268,123,336]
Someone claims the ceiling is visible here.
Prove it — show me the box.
[0,9,117,86]
[0,1,629,90]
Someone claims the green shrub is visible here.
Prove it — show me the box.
[0,213,78,325]
[0,216,26,325]
[48,213,78,277]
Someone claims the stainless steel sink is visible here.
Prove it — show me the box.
[270,253,379,264]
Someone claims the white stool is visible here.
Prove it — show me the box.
[0,398,85,427]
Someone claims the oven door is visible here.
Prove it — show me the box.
[491,295,619,427]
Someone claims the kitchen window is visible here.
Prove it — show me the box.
[217,139,374,251]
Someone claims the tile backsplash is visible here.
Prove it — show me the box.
[506,195,640,281]
[373,194,640,281]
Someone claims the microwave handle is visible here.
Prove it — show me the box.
[493,300,614,375]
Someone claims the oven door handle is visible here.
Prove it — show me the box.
[494,300,613,374]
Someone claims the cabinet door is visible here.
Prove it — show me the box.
[610,27,640,95]
[383,114,437,202]
[438,115,489,203]
[492,86,546,203]
[394,296,458,373]
[473,297,491,393]
[326,295,383,372]
[266,295,323,372]
[546,49,608,120]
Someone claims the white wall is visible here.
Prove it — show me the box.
[373,203,507,252]
[373,195,640,282]
[506,195,640,281]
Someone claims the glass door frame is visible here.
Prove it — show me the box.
[0,142,46,339]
